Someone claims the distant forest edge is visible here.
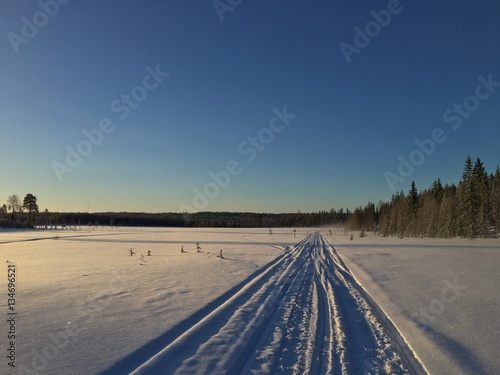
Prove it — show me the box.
[0,210,348,230]
[1,156,499,239]
[350,156,499,239]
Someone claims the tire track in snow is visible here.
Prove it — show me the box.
[129,236,310,374]
[127,233,427,375]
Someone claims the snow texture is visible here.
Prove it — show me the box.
[0,227,497,374]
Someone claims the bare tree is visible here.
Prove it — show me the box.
[6,194,21,219]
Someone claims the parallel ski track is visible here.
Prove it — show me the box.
[128,232,427,375]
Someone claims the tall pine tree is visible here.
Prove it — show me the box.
[22,194,39,228]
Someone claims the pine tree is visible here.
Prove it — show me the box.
[22,194,39,228]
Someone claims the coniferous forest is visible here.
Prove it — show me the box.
[1,156,498,238]
[348,156,500,239]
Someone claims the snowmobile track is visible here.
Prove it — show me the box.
[121,232,427,375]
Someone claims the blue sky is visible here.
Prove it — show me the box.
[1,0,499,213]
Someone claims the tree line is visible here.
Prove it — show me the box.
[36,210,349,229]
[0,198,350,229]
[3,155,498,238]
[349,156,500,239]
[0,193,39,228]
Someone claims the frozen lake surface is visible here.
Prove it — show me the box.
[0,227,498,374]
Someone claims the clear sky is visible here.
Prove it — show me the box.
[1,0,499,213]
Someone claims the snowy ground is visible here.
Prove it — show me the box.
[0,227,296,374]
[0,227,498,374]
[333,231,500,375]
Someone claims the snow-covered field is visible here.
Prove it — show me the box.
[334,232,500,375]
[0,227,498,374]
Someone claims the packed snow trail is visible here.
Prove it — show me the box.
[128,233,427,375]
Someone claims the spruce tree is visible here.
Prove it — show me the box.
[472,158,490,237]
[438,189,456,238]
[462,155,473,182]
[457,157,477,238]
[407,181,419,236]
[432,178,444,203]
[490,167,500,237]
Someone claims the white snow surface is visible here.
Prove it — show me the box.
[333,231,500,375]
[1,227,291,374]
[0,227,498,374]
